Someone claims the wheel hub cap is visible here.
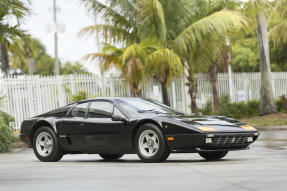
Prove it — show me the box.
[36,132,54,157]
[139,130,159,157]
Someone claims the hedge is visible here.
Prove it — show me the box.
[0,111,14,153]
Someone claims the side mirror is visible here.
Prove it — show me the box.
[112,115,127,123]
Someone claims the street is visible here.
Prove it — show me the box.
[0,131,287,191]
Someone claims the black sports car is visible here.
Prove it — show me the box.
[20,97,259,163]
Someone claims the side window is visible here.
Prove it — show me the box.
[114,107,126,118]
[71,102,90,117]
[88,101,114,118]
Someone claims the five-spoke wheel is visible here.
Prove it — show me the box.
[135,123,169,163]
[33,126,63,162]
[138,130,159,157]
[36,132,54,157]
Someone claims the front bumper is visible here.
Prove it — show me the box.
[165,132,259,153]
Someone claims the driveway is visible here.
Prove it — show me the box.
[0,131,287,191]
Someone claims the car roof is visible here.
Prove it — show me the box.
[76,97,144,103]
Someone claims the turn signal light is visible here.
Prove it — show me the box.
[196,126,216,132]
[240,125,256,131]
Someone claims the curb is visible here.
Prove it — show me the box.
[256,126,287,131]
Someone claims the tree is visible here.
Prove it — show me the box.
[10,36,89,75]
[61,62,90,75]
[145,48,182,105]
[0,0,29,76]
[80,0,247,107]
[245,0,277,114]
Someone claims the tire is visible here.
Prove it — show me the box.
[99,154,124,160]
[135,123,170,163]
[199,151,228,161]
[32,126,63,162]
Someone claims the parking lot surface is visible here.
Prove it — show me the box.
[0,131,287,191]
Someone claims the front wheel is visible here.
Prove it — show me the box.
[99,154,124,160]
[199,151,228,161]
[135,123,170,163]
[33,126,63,162]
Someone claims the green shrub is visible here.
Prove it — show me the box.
[276,95,287,113]
[199,95,259,119]
[198,101,213,115]
[219,95,259,118]
[0,111,14,153]
[70,91,88,102]
[246,100,260,116]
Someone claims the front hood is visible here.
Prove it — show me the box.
[169,115,252,132]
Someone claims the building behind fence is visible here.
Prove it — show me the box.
[1,72,287,131]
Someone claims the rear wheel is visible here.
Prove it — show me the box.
[135,123,170,163]
[99,154,124,160]
[199,151,228,161]
[33,126,63,162]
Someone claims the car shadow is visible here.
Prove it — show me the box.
[58,158,244,163]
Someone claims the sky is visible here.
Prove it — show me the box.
[24,0,100,74]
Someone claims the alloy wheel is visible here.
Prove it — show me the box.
[35,132,54,157]
[138,130,159,157]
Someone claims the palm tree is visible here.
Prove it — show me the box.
[244,0,277,115]
[80,0,247,107]
[84,41,153,97]
[145,48,183,106]
[177,0,244,114]
[10,36,56,75]
[0,0,29,76]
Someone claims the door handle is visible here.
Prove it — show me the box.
[81,122,84,126]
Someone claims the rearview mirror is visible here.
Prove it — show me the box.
[112,115,127,122]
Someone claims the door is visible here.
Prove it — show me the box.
[58,102,90,151]
[82,101,129,153]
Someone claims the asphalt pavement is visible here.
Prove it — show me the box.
[0,130,287,191]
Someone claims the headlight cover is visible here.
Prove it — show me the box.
[240,125,257,131]
[196,126,216,132]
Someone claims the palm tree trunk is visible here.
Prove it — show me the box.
[0,42,10,76]
[210,63,220,114]
[161,82,170,106]
[130,83,142,97]
[256,11,277,115]
[187,73,198,114]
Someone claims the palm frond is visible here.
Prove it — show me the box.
[79,0,134,29]
[174,10,247,56]
[84,44,123,74]
[79,24,137,44]
[122,43,147,66]
[244,0,271,16]
[145,48,182,84]
[269,21,287,46]
[137,0,167,43]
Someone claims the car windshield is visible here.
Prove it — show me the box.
[115,98,184,117]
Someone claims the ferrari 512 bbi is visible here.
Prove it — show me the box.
[20,97,259,163]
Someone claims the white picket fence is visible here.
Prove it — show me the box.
[1,72,287,131]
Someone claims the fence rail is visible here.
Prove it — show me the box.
[1,72,287,131]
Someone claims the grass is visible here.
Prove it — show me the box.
[240,113,287,127]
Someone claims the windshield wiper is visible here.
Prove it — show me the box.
[138,109,174,115]
[138,109,157,113]
[176,112,185,116]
